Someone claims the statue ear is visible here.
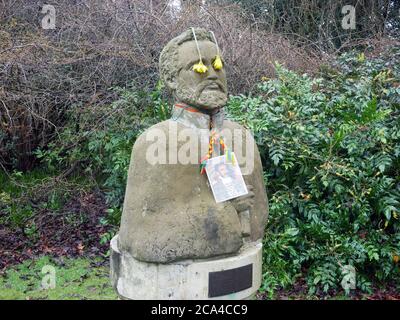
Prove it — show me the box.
[163,74,177,93]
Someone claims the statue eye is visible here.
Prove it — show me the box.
[192,60,208,74]
[212,56,223,70]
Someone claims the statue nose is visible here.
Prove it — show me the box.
[207,68,218,80]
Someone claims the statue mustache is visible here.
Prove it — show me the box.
[198,79,226,94]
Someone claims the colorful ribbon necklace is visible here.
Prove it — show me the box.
[173,103,235,174]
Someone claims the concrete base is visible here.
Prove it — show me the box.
[110,235,262,300]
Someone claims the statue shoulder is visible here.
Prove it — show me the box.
[224,119,247,130]
[223,119,256,140]
[133,119,173,149]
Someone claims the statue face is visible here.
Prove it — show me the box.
[173,40,228,110]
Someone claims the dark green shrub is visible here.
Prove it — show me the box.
[35,82,170,224]
[33,45,399,297]
[227,47,400,296]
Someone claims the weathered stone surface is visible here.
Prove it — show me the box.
[111,235,262,300]
[110,236,121,291]
[116,27,268,264]
[159,29,228,111]
[118,119,268,263]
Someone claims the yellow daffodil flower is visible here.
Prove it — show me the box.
[213,55,223,70]
[193,60,208,74]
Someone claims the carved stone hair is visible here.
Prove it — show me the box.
[159,28,215,92]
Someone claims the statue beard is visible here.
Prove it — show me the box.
[174,84,227,110]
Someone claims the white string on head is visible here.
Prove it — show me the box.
[209,31,220,56]
[191,27,203,61]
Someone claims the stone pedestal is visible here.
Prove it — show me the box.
[110,235,262,300]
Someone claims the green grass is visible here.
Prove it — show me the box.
[0,256,378,300]
[0,169,94,195]
[0,169,99,228]
[0,256,117,300]
[0,170,47,195]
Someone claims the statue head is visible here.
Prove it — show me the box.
[159,28,228,111]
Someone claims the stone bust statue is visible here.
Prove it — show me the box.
[117,28,268,264]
